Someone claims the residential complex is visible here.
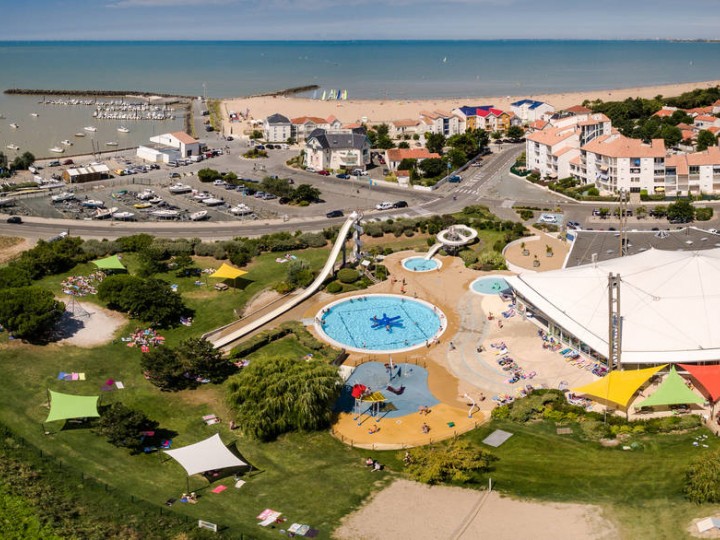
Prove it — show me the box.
[304,128,371,171]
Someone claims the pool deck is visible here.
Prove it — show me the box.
[301,250,598,449]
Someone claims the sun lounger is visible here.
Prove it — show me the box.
[115,381,124,389]
[211,485,227,494]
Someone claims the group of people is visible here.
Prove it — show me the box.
[61,271,106,297]
[180,492,198,504]
[365,457,383,472]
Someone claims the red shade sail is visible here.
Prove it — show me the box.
[679,364,720,402]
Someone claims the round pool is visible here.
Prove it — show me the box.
[471,276,511,296]
[402,256,442,272]
[316,294,446,353]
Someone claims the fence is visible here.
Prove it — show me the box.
[0,421,258,539]
[331,420,483,450]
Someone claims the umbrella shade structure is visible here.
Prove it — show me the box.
[92,254,127,273]
[639,366,706,408]
[573,365,666,408]
[209,263,247,281]
[45,390,100,423]
[679,363,720,402]
[164,434,246,477]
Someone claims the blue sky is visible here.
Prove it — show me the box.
[3,0,718,41]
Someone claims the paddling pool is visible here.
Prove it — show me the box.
[402,256,441,272]
[315,294,446,353]
[471,276,511,296]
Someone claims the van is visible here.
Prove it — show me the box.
[189,155,203,163]
[167,161,178,167]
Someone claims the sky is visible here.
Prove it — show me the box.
[2,0,719,41]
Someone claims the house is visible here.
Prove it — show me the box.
[389,119,422,139]
[694,115,720,130]
[148,131,201,157]
[475,108,512,132]
[304,128,370,171]
[510,99,555,123]
[419,110,464,137]
[665,147,720,195]
[62,164,110,184]
[713,100,720,115]
[562,105,592,116]
[291,116,329,141]
[263,113,292,143]
[384,148,441,172]
[452,105,493,131]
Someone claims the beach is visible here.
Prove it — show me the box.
[222,79,720,129]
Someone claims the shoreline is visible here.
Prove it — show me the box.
[221,79,720,128]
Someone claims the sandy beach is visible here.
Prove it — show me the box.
[222,79,720,129]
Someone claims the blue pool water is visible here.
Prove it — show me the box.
[334,362,439,419]
[471,276,511,295]
[402,256,440,272]
[317,294,444,352]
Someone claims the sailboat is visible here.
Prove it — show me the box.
[341,89,348,100]
[49,146,65,153]
[321,90,327,101]
[117,126,130,133]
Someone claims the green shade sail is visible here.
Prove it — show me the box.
[45,390,100,423]
[639,366,705,408]
[92,254,126,272]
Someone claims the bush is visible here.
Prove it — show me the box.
[94,403,158,451]
[517,209,534,220]
[298,232,328,248]
[98,276,189,328]
[326,281,343,293]
[685,448,720,503]
[402,439,498,485]
[337,268,360,284]
[695,207,714,221]
[459,249,478,266]
[0,286,65,341]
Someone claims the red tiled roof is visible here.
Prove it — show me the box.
[581,133,665,158]
[653,109,674,118]
[694,115,717,123]
[564,105,592,115]
[392,119,421,128]
[291,116,327,125]
[386,148,441,162]
[170,131,198,144]
[529,120,548,130]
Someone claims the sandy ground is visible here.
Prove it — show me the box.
[334,479,618,540]
[0,236,31,264]
[55,298,127,347]
[504,229,569,272]
[222,79,720,131]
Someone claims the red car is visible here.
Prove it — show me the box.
[62,159,74,165]
[317,169,330,176]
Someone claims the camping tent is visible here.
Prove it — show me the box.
[164,433,246,477]
[639,366,705,408]
[45,390,100,423]
[209,263,247,281]
[572,365,666,408]
[92,254,126,273]
[679,364,720,402]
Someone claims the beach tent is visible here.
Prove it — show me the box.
[164,433,246,478]
[92,254,127,273]
[572,365,666,408]
[209,263,248,288]
[638,366,705,408]
[45,390,100,423]
[679,364,720,402]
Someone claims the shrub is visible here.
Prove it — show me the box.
[459,249,478,266]
[95,403,158,451]
[402,439,498,485]
[337,268,360,284]
[695,207,714,221]
[685,448,720,503]
[0,286,65,341]
[298,232,327,248]
[326,281,343,293]
[518,209,534,220]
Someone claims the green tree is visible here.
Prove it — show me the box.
[635,206,647,219]
[398,158,418,171]
[261,177,294,198]
[697,129,718,151]
[227,356,342,441]
[402,439,498,485]
[685,448,720,503]
[197,167,221,182]
[11,151,35,170]
[425,133,446,155]
[176,337,232,383]
[0,266,32,290]
[116,233,154,253]
[140,347,187,391]
[398,141,410,149]
[137,245,170,277]
[659,124,682,148]
[445,147,467,169]
[0,487,62,540]
[418,157,445,178]
[491,130,503,141]
[507,125,525,140]
[285,259,314,289]
[94,403,158,451]
[374,124,395,150]
[98,276,188,328]
[292,183,321,204]
[250,129,263,140]
[667,199,695,222]
[0,287,65,341]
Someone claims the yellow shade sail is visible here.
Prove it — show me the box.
[572,364,667,408]
[209,263,248,280]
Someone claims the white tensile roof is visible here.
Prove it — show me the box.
[506,248,720,364]
[164,434,246,477]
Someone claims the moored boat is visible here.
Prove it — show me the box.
[81,199,105,208]
[61,139,73,146]
[10,123,19,129]
[202,197,224,206]
[51,191,75,203]
[106,141,118,147]
[117,126,130,133]
[150,209,180,218]
[49,146,65,153]
[83,126,97,132]
[74,132,86,137]
[168,183,192,194]
[189,210,209,221]
[6,144,19,151]
[112,211,135,220]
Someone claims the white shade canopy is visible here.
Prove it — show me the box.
[164,434,246,477]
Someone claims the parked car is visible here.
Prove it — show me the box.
[226,136,234,141]
[336,173,350,179]
[261,193,277,200]
[376,201,394,211]
[169,172,181,178]
[150,164,160,170]
[538,214,558,224]
[278,197,291,205]
[326,210,344,218]
[305,166,316,173]
[48,160,61,167]
[62,159,74,165]
[167,161,179,167]
[393,201,408,208]
[254,191,266,198]
[6,216,22,224]
[448,175,462,183]
[205,125,214,132]
[352,169,368,176]
[317,170,330,176]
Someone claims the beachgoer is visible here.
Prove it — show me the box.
[372,461,383,472]
[403,451,411,465]
[421,423,430,434]
[498,320,504,329]
[188,492,197,504]
[365,457,374,467]
[368,424,379,435]
[449,341,456,350]
[229,420,237,430]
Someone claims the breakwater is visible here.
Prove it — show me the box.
[5,88,196,99]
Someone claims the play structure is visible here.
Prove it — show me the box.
[425,224,478,260]
[205,212,363,350]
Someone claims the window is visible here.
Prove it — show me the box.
[690,166,700,175]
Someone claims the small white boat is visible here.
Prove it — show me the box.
[82,199,105,208]
[202,197,224,206]
[51,191,76,203]
[61,139,73,146]
[189,210,209,221]
[230,203,253,215]
[106,141,118,147]
[192,192,212,201]
[49,146,65,153]
[112,211,135,220]
[94,206,118,219]
[150,209,180,218]
[136,189,156,201]
[10,123,19,129]
[117,126,130,133]
[83,126,97,132]
[6,144,19,151]
[148,196,163,204]
[31,112,39,117]
[74,132,86,137]
[168,183,192,194]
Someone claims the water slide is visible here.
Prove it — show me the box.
[206,213,359,351]
[425,243,444,260]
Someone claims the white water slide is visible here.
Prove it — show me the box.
[206,213,359,350]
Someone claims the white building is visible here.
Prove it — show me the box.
[510,99,555,123]
[389,119,423,139]
[263,113,292,143]
[665,147,720,195]
[136,145,180,164]
[148,132,200,157]
[419,110,464,137]
[304,128,370,171]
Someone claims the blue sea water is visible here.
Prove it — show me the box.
[0,40,719,99]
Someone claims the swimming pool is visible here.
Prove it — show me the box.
[316,294,446,353]
[402,256,441,272]
[471,276,512,296]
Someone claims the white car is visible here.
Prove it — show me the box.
[538,214,558,224]
[376,201,394,211]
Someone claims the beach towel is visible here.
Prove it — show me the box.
[211,485,227,494]
[115,381,124,389]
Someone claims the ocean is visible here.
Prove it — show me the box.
[1,40,719,157]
